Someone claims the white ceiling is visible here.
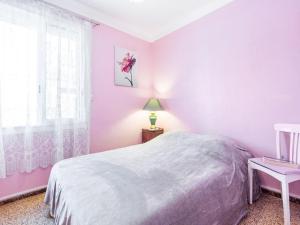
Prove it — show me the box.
[45,0,233,42]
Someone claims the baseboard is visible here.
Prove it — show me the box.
[0,185,47,204]
[261,185,300,203]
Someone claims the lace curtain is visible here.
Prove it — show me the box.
[0,0,91,178]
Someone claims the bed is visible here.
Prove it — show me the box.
[45,131,260,225]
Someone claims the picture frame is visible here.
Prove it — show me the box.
[114,46,137,87]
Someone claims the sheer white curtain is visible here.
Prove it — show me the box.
[0,0,91,178]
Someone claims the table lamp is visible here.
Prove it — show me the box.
[143,98,163,130]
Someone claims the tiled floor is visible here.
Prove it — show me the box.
[0,193,299,225]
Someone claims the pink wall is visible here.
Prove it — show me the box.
[0,168,52,200]
[0,24,152,199]
[152,0,300,195]
[90,25,152,153]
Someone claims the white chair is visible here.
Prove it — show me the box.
[248,124,300,225]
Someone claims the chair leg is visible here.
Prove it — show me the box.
[248,163,253,204]
[281,181,291,225]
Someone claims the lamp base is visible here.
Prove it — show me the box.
[149,112,157,130]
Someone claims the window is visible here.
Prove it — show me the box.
[0,20,38,127]
[45,27,80,121]
[0,0,91,179]
[0,11,87,128]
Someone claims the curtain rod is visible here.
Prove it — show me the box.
[42,0,100,27]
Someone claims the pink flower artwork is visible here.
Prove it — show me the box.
[115,47,137,87]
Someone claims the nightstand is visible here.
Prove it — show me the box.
[142,128,164,143]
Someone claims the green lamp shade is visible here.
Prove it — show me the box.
[143,98,163,130]
[143,98,163,111]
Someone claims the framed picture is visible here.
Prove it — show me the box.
[115,47,137,87]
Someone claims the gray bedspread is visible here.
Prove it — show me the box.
[45,131,259,225]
